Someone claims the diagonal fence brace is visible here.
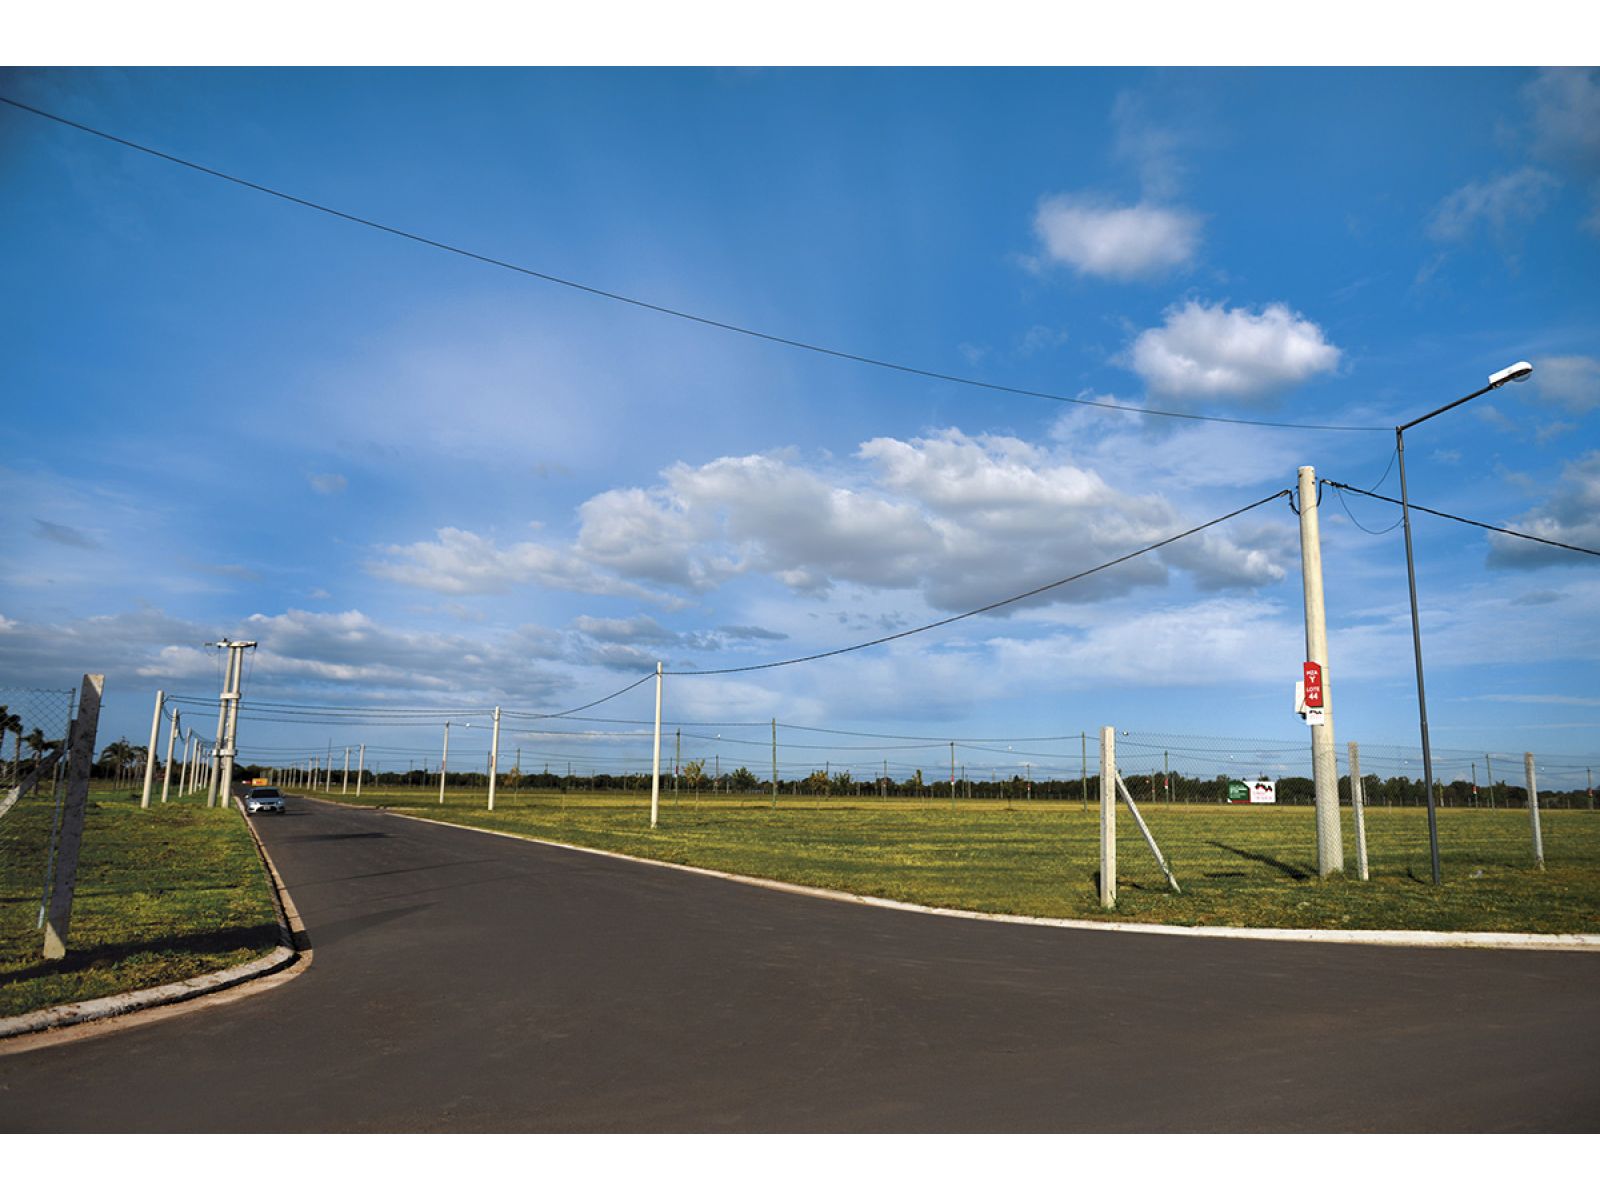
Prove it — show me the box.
[1114,770,1182,894]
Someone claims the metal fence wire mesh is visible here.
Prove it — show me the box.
[0,687,77,947]
[1111,730,1596,883]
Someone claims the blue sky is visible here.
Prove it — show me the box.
[2,66,1597,787]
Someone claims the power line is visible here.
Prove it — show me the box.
[1332,480,1405,535]
[1324,481,1600,557]
[668,489,1293,675]
[0,95,1387,435]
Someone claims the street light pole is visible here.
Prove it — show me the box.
[1397,361,1531,885]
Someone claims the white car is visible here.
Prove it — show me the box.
[245,787,285,814]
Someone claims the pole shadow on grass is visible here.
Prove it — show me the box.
[0,921,282,987]
[1206,840,1311,881]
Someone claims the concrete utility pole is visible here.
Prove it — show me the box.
[487,706,501,811]
[180,731,193,796]
[357,744,365,797]
[160,706,179,804]
[221,643,254,807]
[140,689,164,809]
[341,746,349,794]
[1297,466,1343,876]
[207,647,234,807]
[1485,754,1495,809]
[771,719,779,808]
[675,729,681,805]
[649,663,663,829]
[439,721,450,804]
[43,675,104,960]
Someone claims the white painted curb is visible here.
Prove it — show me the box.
[355,800,1600,954]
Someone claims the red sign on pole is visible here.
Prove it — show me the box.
[1303,661,1324,709]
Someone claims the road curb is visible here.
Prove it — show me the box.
[353,799,1600,954]
[0,807,313,1051]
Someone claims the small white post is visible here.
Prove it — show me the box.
[650,662,663,829]
[141,689,164,809]
[487,707,500,811]
[1349,741,1370,882]
[160,707,179,804]
[1526,752,1545,870]
[342,746,350,795]
[439,721,450,805]
[356,744,365,797]
[1099,726,1116,909]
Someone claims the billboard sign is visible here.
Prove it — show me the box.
[1249,779,1276,804]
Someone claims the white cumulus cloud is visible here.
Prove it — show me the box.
[1128,300,1341,401]
[1032,195,1202,281]
[1533,356,1600,413]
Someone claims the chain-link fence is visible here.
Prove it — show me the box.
[0,686,78,959]
[1110,729,1595,883]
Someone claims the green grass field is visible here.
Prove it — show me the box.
[0,786,281,1020]
[305,784,1600,934]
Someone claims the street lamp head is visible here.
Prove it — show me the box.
[1488,361,1533,388]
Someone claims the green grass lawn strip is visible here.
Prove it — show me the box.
[0,787,281,1019]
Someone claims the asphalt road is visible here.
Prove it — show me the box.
[2,795,1597,1132]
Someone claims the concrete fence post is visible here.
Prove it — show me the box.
[1348,741,1370,881]
[43,674,104,960]
[140,689,163,809]
[160,707,179,804]
[1526,752,1545,870]
[1099,726,1116,910]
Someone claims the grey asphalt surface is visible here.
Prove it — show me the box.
[2,794,1597,1132]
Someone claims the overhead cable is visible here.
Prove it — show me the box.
[1324,481,1600,557]
[0,96,1385,434]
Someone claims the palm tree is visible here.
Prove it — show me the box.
[5,711,22,783]
[24,727,48,769]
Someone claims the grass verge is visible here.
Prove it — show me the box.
[312,786,1599,935]
[0,786,281,1020]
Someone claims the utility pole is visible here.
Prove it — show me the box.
[772,719,779,808]
[649,663,663,829]
[206,641,254,808]
[342,746,350,795]
[675,729,681,805]
[487,706,501,811]
[1297,466,1343,876]
[181,731,194,795]
[160,706,179,804]
[950,742,956,809]
[140,689,164,809]
[439,721,450,805]
[357,744,365,797]
[221,643,254,808]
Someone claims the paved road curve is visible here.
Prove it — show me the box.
[3,796,1597,1131]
